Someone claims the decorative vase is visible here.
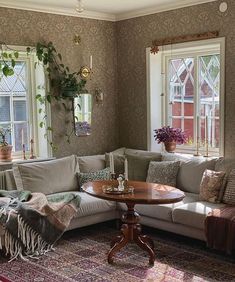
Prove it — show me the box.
[0,145,13,161]
[164,142,176,153]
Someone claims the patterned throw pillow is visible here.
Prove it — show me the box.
[223,169,235,205]
[77,167,110,190]
[199,169,225,203]
[146,161,181,187]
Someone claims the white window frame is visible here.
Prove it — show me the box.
[0,45,52,159]
[146,37,225,156]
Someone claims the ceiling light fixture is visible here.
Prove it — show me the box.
[76,0,84,13]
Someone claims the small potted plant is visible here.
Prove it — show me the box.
[154,126,187,152]
[0,127,13,161]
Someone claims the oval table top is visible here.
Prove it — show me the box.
[82,180,185,205]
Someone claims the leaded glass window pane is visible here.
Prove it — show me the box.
[13,100,27,121]
[0,60,29,152]
[0,96,10,121]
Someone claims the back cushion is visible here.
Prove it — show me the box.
[112,147,126,155]
[125,148,162,159]
[77,155,105,173]
[0,170,16,191]
[126,153,161,181]
[13,155,79,195]
[176,158,217,194]
[105,153,125,176]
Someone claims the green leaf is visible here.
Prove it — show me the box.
[39,121,44,128]
[2,52,8,58]
[46,95,51,103]
[47,126,53,131]
[14,51,19,58]
[11,59,16,68]
[39,108,43,114]
[58,53,62,61]
[36,94,42,99]
[26,47,31,53]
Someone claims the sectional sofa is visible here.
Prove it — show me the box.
[0,148,234,243]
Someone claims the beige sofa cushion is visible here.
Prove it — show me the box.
[172,201,226,229]
[0,169,16,191]
[125,148,162,159]
[73,192,116,218]
[176,158,217,194]
[112,147,126,155]
[13,155,79,195]
[126,154,161,181]
[118,192,198,222]
[105,153,125,176]
[77,155,105,173]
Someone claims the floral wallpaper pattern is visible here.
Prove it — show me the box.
[0,7,119,157]
[116,0,235,158]
[0,0,235,158]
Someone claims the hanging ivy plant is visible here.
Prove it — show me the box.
[0,43,19,78]
[27,41,87,148]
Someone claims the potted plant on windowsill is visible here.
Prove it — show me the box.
[0,127,13,161]
[154,126,187,153]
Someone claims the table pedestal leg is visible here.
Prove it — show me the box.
[108,203,155,265]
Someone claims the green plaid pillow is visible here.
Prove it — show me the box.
[77,167,110,190]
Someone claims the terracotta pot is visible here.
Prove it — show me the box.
[164,142,176,153]
[0,145,13,161]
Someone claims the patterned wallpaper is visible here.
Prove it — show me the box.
[116,0,235,158]
[0,7,119,157]
[1,1,235,158]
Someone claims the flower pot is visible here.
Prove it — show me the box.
[164,142,176,153]
[0,145,13,161]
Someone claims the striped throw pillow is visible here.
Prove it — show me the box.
[223,169,235,205]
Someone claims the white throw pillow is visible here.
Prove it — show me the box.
[13,155,79,195]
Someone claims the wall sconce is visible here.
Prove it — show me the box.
[73,34,81,45]
[95,88,104,105]
[79,55,93,80]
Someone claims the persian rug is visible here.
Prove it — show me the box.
[0,190,80,261]
[0,223,234,282]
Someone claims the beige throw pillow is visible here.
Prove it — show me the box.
[13,155,79,195]
[199,169,225,203]
[77,155,105,173]
[223,169,235,205]
[146,161,180,187]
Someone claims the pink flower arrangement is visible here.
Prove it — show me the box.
[154,126,187,145]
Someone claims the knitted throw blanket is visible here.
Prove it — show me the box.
[0,190,81,261]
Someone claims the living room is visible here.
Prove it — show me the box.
[0,0,234,281]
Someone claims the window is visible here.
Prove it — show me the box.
[0,47,52,159]
[0,61,30,152]
[147,38,225,156]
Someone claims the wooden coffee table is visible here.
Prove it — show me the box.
[82,180,185,265]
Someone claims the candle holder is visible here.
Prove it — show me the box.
[29,139,36,159]
[204,139,210,158]
[193,137,201,157]
[22,144,27,160]
[110,172,116,180]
